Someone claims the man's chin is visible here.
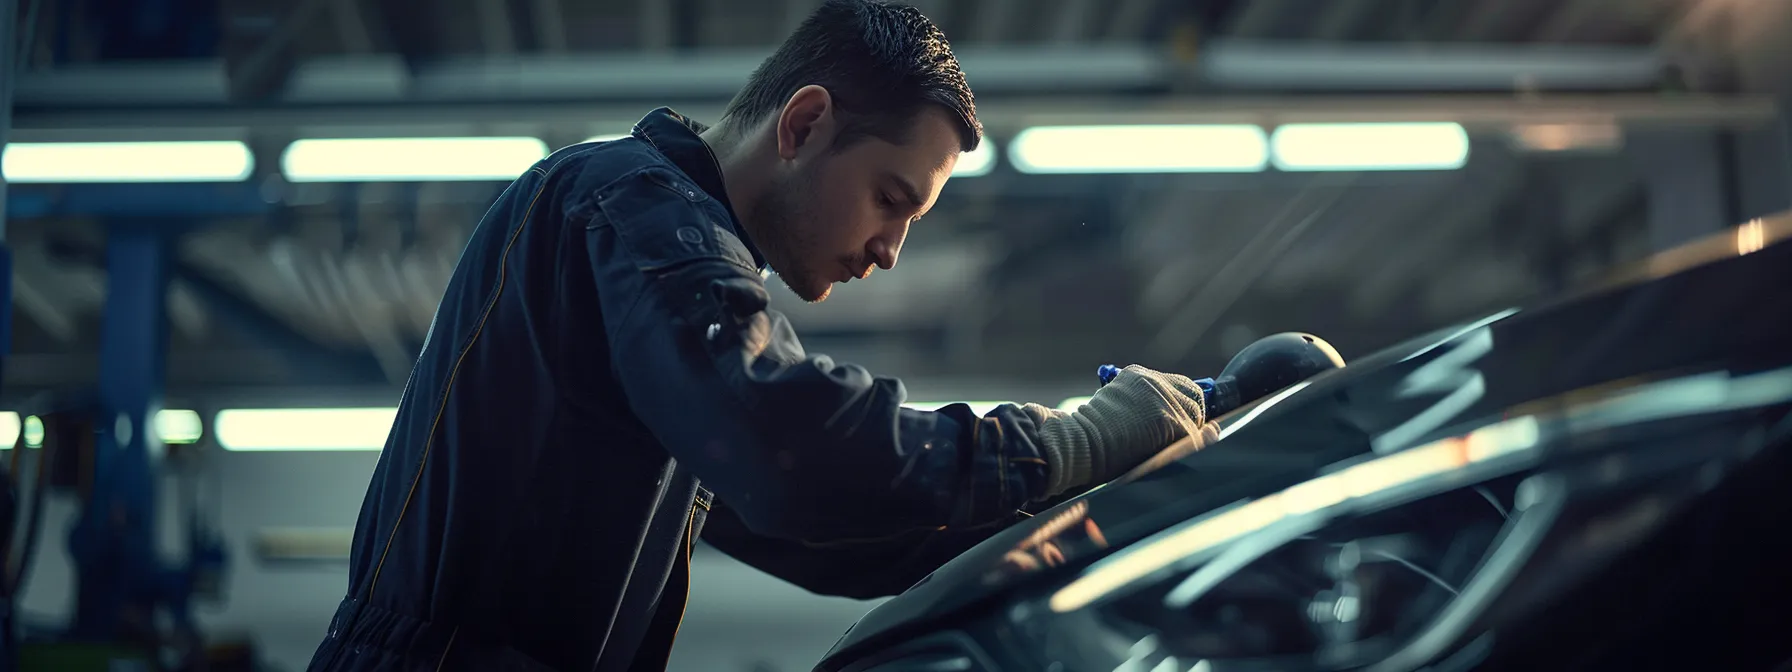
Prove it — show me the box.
[799,284,832,303]
[775,273,832,303]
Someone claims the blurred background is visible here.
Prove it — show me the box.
[1,0,1791,670]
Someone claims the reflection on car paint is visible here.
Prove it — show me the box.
[820,214,1792,672]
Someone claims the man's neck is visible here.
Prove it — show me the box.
[699,123,769,243]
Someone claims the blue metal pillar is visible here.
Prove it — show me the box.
[68,221,171,641]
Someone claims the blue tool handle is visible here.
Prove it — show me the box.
[1097,364,1122,386]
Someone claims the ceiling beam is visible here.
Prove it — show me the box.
[11,45,1166,107]
[12,40,1680,113]
[1198,41,1671,91]
[221,0,336,100]
[10,94,1777,137]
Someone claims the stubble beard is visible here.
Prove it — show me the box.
[750,171,833,303]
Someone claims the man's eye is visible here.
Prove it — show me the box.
[877,194,895,208]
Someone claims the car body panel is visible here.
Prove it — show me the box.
[819,212,1792,670]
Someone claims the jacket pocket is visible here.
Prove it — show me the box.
[592,167,757,276]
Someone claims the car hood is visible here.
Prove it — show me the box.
[822,212,1792,663]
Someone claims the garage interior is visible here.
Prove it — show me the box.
[2,0,1790,670]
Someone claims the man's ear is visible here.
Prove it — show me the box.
[776,85,837,161]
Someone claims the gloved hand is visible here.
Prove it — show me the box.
[1021,365,1219,497]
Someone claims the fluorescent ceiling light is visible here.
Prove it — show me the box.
[21,415,43,448]
[1271,122,1469,171]
[903,401,1009,416]
[155,409,205,445]
[2,409,200,449]
[2,141,254,183]
[1008,125,1269,174]
[953,140,997,177]
[215,407,398,451]
[281,137,549,182]
[585,134,630,143]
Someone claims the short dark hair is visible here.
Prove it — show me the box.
[721,0,981,153]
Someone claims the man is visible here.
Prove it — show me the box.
[307,2,1212,670]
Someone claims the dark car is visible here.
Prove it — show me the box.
[816,213,1792,672]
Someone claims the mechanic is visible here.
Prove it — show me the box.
[306,2,1214,671]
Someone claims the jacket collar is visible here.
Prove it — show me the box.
[632,107,767,271]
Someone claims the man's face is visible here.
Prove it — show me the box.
[749,105,962,303]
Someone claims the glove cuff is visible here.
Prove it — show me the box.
[1020,403,1093,497]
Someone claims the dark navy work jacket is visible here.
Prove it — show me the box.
[306,109,1056,672]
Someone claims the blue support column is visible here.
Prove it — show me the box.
[68,222,171,640]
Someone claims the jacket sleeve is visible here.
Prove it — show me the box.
[586,165,1051,543]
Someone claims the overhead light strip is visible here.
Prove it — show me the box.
[214,407,398,451]
[281,137,550,182]
[1,409,205,448]
[1270,122,1470,171]
[1009,125,1270,174]
[2,141,255,183]
[952,140,998,177]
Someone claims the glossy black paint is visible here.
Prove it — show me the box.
[819,214,1792,671]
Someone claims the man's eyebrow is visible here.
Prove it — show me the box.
[886,173,925,209]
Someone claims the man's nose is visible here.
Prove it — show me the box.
[868,236,902,270]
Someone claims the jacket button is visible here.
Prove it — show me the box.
[677,227,703,244]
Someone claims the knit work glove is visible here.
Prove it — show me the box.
[1022,365,1213,497]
